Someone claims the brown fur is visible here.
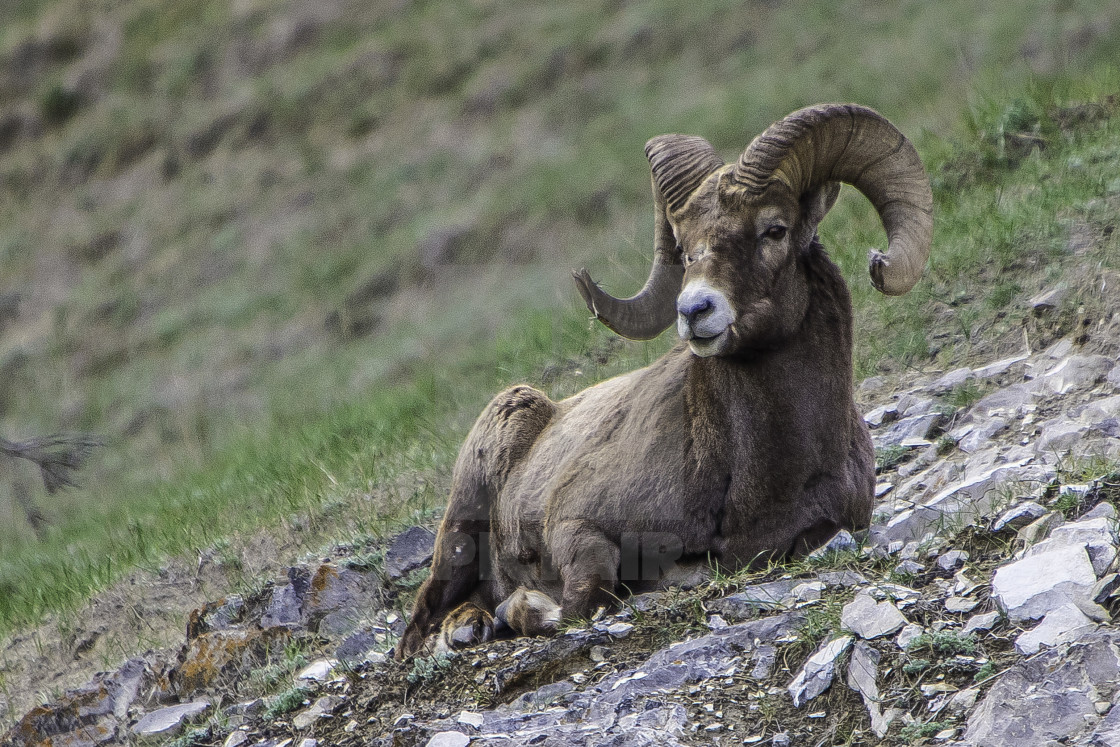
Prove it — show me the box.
[395,166,877,661]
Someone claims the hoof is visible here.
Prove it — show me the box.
[496,587,562,637]
[434,602,495,654]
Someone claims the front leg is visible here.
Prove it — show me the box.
[551,521,622,621]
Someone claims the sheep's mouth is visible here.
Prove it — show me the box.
[687,328,728,357]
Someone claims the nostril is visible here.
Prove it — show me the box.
[679,297,713,322]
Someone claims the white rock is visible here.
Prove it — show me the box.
[606,622,634,638]
[457,711,485,729]
[1083,502,1119,521]
[897,623,924,649]
[974,352,1029,379]
[132,701,212,737]
[937,550,970,571]
[963,611,1001,635]
[1016,511,1064,547]
[296,659,337,682]
[1014,603,1097,655]
[841,591,907,639]
[298,740,318,747]
[928,367,975,394]
[992,501,1047,532]
[846,641,899,737]
[945,596,980,614]
[992,544,1098,622]
[948,687,981,713]
[788,636,853,708]
[223,731,250,747]
[425,732,470,747]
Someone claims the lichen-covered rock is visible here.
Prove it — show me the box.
[170,627,291,697]
[3,657,154,747]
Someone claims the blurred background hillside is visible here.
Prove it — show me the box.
[1,0,1120,636]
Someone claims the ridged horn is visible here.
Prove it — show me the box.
[572,135,724,339]
[734,103,933,296]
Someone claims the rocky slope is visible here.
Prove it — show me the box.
[7,323,1120,746]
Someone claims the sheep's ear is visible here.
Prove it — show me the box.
[800,181,842,231]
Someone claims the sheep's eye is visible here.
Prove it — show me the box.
[764,225,787,241]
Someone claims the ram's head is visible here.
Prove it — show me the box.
[573,103,933,357]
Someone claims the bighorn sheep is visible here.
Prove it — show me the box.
[397,103,932,659]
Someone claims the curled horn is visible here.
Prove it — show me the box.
[573,135,724,340]
[734,103,933,296]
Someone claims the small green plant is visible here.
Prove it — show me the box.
[876,444,911,473]
[263,685,311,719]
[973,661,997,683]
[407,653,453,685]
[945,380,985,410]
[906,630,977,656]
[167,727,211,747]
[899,720,953,743]
[902,657,931,675]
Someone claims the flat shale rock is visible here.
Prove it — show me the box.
[841,590,907,639]
[991,544,1099,622]
[385,526,437,580]
[962,631,1120,746]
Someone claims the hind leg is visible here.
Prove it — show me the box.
[396,386,555,660]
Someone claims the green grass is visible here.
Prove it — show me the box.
[0,0,1119,644]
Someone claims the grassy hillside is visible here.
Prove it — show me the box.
[1,0,1119,639]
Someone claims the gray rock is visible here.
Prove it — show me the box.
[292,695,343,730]
[425,732,470,747]
[1081,701,1120,746]
[809,529,857,557]
[847,640,899,737]
[296,659,336,682]
[876,412,944,447]
[894,560,924,575]
[223,730,250,747]
[938,550,970,571]
[963,611,1001,635]
[964,631,1120,746]
[818,570,868,588]
[1029,285,1067,313]
[945,596,980,614]
[874,459,1034,545]
[260,566,310,628]
[958,417,1008,453]
[1083,502,1119,522]
[385,526,437,580]
[710,579,797,617]
[302,563,383,637]
[841,590,907,640]
[788,635,852,708]
[1039,354,1114,396]
[973,352,1030,380]
[1017,511,1064,547]
[992,544,1099,622]
[897,623,924,649]
[1043,516,1120,576]
[1092,574,1120,606]
[928,367,976,395]
[973,382,1037,419]
[1014,603,1097,655]
[132,701,211,738]
[864,402,898,427]
[992,501,1047,532]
